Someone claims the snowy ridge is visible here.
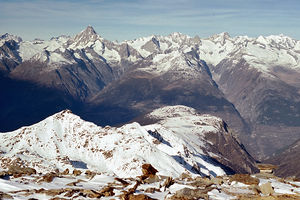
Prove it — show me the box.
[146,106,226,139]
[0,107,234,178]
[68,25,102,50]
[125,32,300,74]
[3,27,123,66]
[125,33,300,80]
[144,106,229,174]
[2,27,300,76]
[1,107,298,200]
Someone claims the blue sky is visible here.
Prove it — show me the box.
[1,0,300,41]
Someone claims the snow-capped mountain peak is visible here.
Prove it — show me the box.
[209,32,231,41]
[0,106,258,178]
[68,26,102,49]
[0,33,22,46]
[50,35,71,43]
[167,32,191,43]
[74,25,98,40]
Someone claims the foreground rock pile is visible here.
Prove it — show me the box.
[0,164,299,199]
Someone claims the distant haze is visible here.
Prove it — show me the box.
[1,0,300,41]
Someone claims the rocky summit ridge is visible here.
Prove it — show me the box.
[1,105,299,199]
[0,105,258,178]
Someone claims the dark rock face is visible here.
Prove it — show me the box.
[203,125,259,174]
[0,74,80,132]
[214,59,300,126]
[0,40,21,73]
[265,138,300,179]
[141,37,161,53]
[85,59,248,136]
[10,59,111,101]
[211,58,300,159]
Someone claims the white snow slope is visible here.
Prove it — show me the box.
[0,106,232,178]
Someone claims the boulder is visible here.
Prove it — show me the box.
[144,187,159,193]
[72,169,82,176]
[7,165,36,177]
[85,170,96,179]
[162,177,174,191]
[99,186,114,197]
[259,182,274,195]
[128,194,157,200]
[190,177,214,188]
[80,189,102,198]
[115,177,130,186]
[211,177,224,185]
[142,164,158,176]
[167,188,209,200]
[40,172,59,183]
[61,168,69,175]
[143,175,160,184]
[230,174,259,185]
[0,191,13,199]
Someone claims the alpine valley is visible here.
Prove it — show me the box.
[1,26,300,197]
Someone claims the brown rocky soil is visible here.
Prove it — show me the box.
[229,174,260,185]
[0,164,299,199]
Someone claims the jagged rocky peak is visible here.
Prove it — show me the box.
[76,26,98,39]
[257,34,299,49]
[209,32,231,43]
[0,33,22,41]
[140,35,161,53]
[50,35,71,43]
[69,25,101,48]
[77,25,97,37]
[168,32,191,42]
[0,33,22,46]
[169,32,186,37]
[220,32,231,38]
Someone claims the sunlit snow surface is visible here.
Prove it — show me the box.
[126,32,300,74]
[0,106,299,199]
[2,30,300,76]
[0,106,227,178]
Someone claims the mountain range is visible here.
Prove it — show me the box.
[1,26,300,178]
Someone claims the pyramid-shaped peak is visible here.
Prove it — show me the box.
[70,26,101,48]
[76,25,98,38]
[84,25,97,35]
